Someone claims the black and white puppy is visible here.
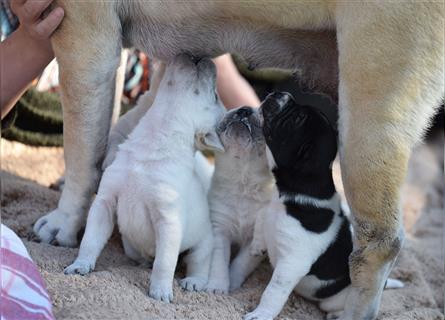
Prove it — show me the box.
[247,93,402,320]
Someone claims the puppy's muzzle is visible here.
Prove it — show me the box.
[217,106,257,136]
[235,107,254,133]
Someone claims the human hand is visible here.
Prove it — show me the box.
[10,0,64,40]
[0,1,64,118]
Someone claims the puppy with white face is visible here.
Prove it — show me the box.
[246,92,354,320]
[206,106,274,293]
[247,93,402,320]
[64,54,225,303]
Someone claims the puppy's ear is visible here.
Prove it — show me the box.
[195,130,225,153]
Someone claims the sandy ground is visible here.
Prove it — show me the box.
[1,136,444,320]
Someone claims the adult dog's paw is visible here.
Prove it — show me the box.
[64,259,94,275]
[179,276,207,292]
[33,209,79,247]
[244,308,274,320]
[205,279,229,294]
[148,283,173,303]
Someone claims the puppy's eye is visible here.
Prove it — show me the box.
[214,92,218,102]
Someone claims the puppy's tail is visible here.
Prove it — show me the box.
[194,151,214,192]
[384,278,404,289]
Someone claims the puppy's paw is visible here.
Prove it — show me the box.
[229,280,244,292]
[34,209,79,247]
[244,308,274,320]
[64,259,95,275]
[148,283,173,303]
[250,242,266,257]
[179,276,207,292]
[250,249,266,257]
[229,270,244,291]
[205,279,229,294]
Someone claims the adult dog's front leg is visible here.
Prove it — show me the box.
[33,4,122,246]
[336,3,444,319]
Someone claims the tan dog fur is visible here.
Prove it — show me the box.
[34,2,444,319]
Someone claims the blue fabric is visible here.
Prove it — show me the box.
[1,0,18,41]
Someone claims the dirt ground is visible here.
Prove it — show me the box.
[1,135,443,320]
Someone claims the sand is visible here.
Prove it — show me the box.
[1,136,443,320]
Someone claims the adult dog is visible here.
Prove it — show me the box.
[34,2,444,319]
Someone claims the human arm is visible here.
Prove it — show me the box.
[0,0,63,119]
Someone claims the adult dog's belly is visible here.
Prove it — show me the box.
[54,0,338,98]
[119,1,337,84]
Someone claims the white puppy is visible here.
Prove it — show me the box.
[64,55,225,303]
[206,106,274,293]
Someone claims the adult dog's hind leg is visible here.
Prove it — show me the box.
[336,3,444,319]
[33,4,122,246]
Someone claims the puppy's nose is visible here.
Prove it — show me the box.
[236,107,253,118]
[267,92,294,108]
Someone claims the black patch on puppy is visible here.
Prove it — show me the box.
[284,200,334,233]
[194,88,200,95]
[309,217,352,298]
